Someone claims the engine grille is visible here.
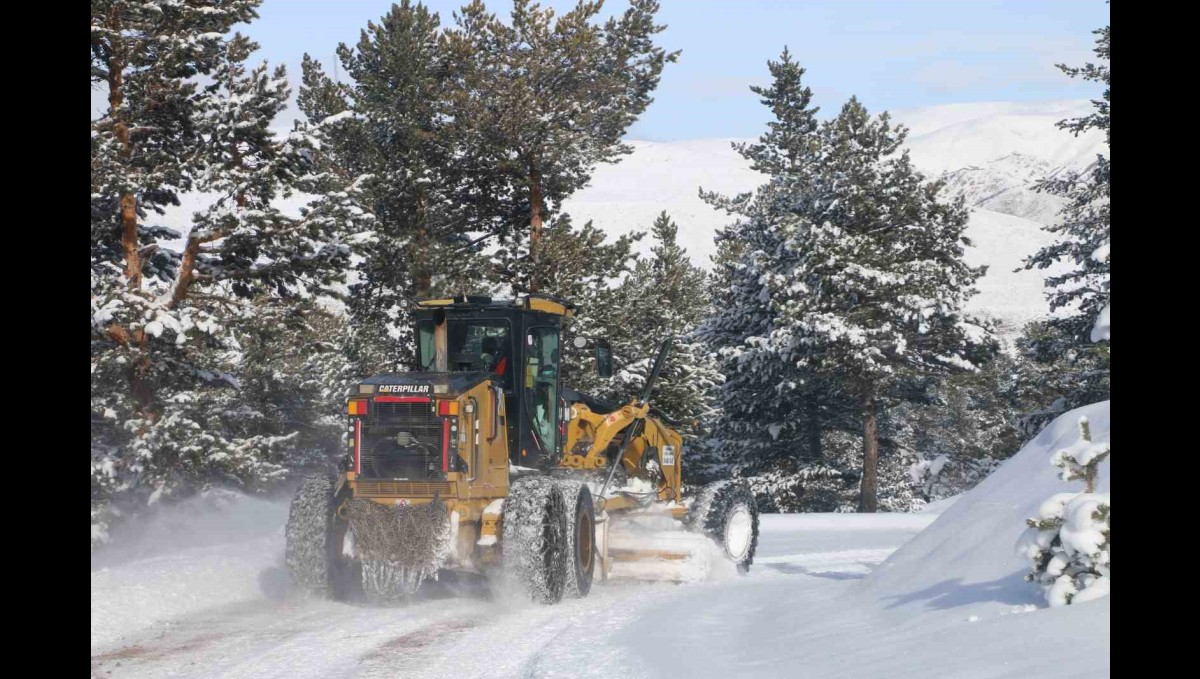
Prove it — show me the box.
[360,399,445,480]
[354,480,454,498]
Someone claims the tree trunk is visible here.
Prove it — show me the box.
[859,396,879,513]
[806,399,822,462]
[169,238,202,309]
[414,192,431,296]
[120,191,141,290]
[105,324,156,420]
[528,170,543,293]
[169,186,243,309]
[107,22,141,291]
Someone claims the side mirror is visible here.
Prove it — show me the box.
[595,339,613,379]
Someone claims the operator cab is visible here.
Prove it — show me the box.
[413,294,577,469]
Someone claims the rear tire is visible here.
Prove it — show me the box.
[558,480,595,598]
[687,480,760,573]
[501,477,569,604]
[285,473,336,595]
[284,472,360,599]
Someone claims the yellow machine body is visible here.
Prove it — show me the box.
[340,294,699,582]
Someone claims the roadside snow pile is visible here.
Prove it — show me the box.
[865,400,1110,609]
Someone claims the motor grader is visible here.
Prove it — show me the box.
[285,294,759,603]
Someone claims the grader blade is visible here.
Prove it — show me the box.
[597,512,733,584]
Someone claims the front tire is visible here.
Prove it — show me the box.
[558,480,595,598]
[501,477,569,604]
[687,480,760,573]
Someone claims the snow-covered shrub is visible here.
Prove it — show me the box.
[1016,416,1110,606]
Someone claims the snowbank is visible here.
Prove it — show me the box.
[864,400,1110,610]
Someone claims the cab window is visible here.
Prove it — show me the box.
[417,319,512,388]
[524,327,560,455]
[417,321,435,369]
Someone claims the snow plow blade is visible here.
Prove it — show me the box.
[597,512,731,583]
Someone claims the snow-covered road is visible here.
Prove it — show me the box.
[91,510,935,679]
[91,405,1111,679]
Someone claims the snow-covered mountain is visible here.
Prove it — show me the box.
[900,100,1105,225]
[937,154,1064,224]
[562,99,1105,336]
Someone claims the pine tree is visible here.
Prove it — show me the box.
[91,4,365,544]
[444,0,677,292]
[527,215,643,396]
[172,35,356,309]
[734,46,820,177]
[698,49,855,509]
[700,49,995,513]
[296,2,490,372]
[897,353,1028,503]
[91,0,261,291]
[1021,21,1110,405]
[601,212,722,437]
[1012,319,1110,436]
[779,97,994,512]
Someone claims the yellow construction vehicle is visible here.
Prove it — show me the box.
[285,294,759,603]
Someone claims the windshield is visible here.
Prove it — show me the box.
[417,319,512,388]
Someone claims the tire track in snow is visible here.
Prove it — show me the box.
[93,595,489,679]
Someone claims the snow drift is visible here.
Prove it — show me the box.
[864,399,1110,608]
[599,402,1110,679]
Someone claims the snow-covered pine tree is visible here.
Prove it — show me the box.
[733,46,821,178]
[603,212,722,438]
[92,1,265,541]
[777,97,994,512]
[1012,319,1109,438]
[897,352,1028,503]
[91,0,260,291]
[1016,416,1110,606]
[236,299,358,477]
[519,215,643,397]
[443,0,677,293]
[91,5,366,545]
[296,1,491,373]
[174,34,357,309]
[1020,21,1110,410]
[697,49,858,510]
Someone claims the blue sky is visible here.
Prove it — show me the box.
[95,0,1110,141]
